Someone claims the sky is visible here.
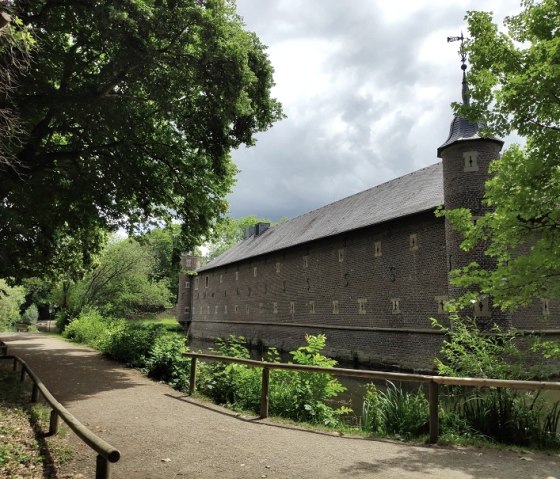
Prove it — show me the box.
[226,0,522,222]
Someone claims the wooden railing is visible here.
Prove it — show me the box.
[0,341,120,479]
[184,352,560,444]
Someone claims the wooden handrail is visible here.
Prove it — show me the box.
[0,341,120,478]
[184,351,560,444]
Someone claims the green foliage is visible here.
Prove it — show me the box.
[144,333,190,389]
[361,382,429,440]
[432,316,531,380]
[0,279,25,330]
[20,304,38,324]
[63,237,172,320]
[433,315,560,447]
[0,0,283,280]
[441,1,560,310]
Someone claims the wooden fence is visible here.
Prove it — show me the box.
[0,341,120,479]
[185,352,560,444]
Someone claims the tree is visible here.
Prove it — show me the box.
[444,0,560,311]
[0,279,25,330]
[206,214,272,260]
[60,236,172,319]
[0,0,283,280]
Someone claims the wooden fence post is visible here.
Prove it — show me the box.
[49,410,59,435]
[260,367,270,419]
[31,383,39,403]
[189,357,197,395]
[96,454,110,479]
[13,358,17,371]
[20,365,26,382]
[428,381,439,444]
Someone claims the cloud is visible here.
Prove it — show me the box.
[229,0,519,221]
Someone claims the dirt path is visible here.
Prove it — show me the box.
[1,333,559,479]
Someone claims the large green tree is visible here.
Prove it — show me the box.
[0,0,283,280]
[444,0,560,311]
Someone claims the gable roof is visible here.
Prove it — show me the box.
[199,162,444,271]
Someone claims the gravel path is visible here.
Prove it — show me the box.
[1,333,559,479]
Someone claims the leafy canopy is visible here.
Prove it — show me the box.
[0,0,283,280]
[445,0,560,310]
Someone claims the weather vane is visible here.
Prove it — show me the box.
[447,32,467,71]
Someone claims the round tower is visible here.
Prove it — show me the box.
[438,59,505,326]
[177,253,201,329]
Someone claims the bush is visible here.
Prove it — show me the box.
[63,309,112,346]
[361,381,429,439]
[20,304,39,324]
[144,333,190,390]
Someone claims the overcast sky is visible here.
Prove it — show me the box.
[227,0,521,221]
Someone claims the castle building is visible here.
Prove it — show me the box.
[176,64,558,371]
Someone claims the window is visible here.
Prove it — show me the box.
[253,266,258,277]
[543,299,550,316]
[185,259,192,267]
[185,280,190,289]
[309,301,315,314]
[194,277,199,290]
[205,276,209,288]
[435,296,448,314]
[273,302,278,314]
[463,151,479,172]
[246,304,250,314]
[358,298,367,314]
[473,296,490,317]
[332,300,339,314]
[275,262,281,273]
[338,249,345,263]
[374,241,382,257]
[184,306,190,314]
[409,234,418,251]
[207,305,210,314]
[235,271,239,281]
[234,304,239,313]
[391,298,401,314]
[219,274,223,283]
[303,255,309,268]
[214,305,218,314]
[224,305,228,314]
[290,302,295,314]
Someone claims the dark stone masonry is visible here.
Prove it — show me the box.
[176,75,559,371]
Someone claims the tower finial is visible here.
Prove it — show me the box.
[447,31,470,106]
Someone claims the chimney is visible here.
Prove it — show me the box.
[255,222,270,236]
[243,226,256,239]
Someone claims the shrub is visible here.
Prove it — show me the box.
[144,333,190,390]
[361,381,429,439]
[20,304,38,324]
[63,308,112,346]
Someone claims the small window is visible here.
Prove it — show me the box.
[309,301,315,314]
[435,296,448,314]
[185,306,190,314]
[185,280,190,289]
[185,259,192,267]
[253,266,258,277]
[207,305,211,314]
[358,298,367,314]
[282,280,286,292]
[275,262,281,273]
[273,302,278,314]
[199,305,203,314]
[235,271,239,281]
[259,303,264,314]
[234,305,239,313]
[219,274,223,283]
[290,301,295,314]
[214,305,218,314]
[542,299,550,316]
[463,151,479,172]
[332,300,339,315]
[374,241,382,257]
[409,234,418,251]
[205,276,209,288]
[246,304,250,314]
[224,305,228,314]
[474,296,490,317]
[338,249,345,263]
[194,277,199,290]
[391,298,401,314]
[248,287,251,296]
[303,255,309,268]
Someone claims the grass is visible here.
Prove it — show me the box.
[0,366,75,478]
[137,316,183,332]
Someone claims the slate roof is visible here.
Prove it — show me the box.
[199,162,444,272]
